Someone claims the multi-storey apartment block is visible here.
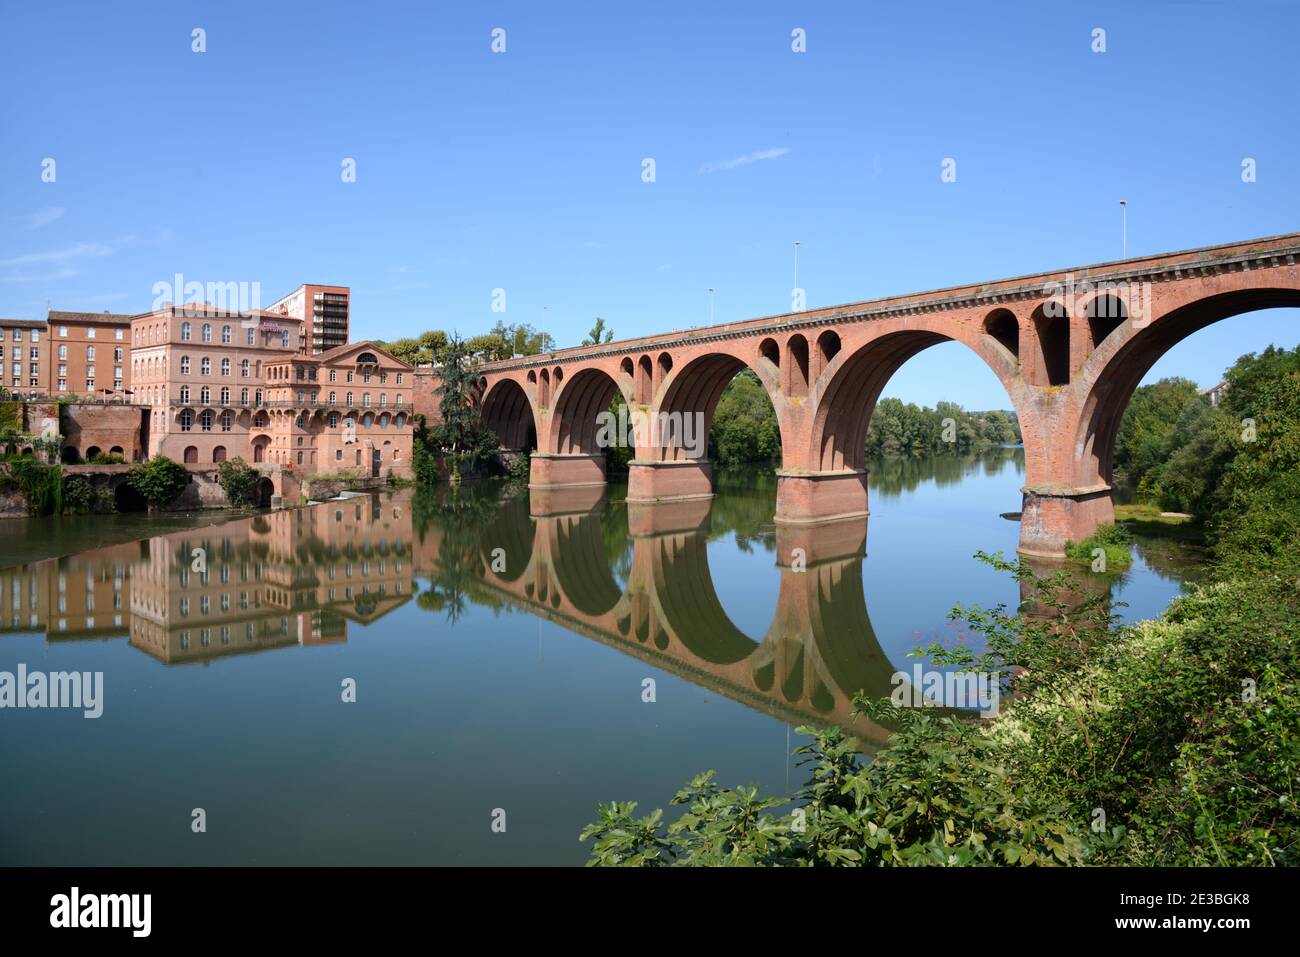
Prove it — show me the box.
[265,284,350,355]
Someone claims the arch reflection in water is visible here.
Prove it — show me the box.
[467,484,899,749]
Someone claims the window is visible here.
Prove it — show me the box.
[329,391,336,403]
[329,370,337,382]
[58,378,66,390]
[346,371,353,383]
[281,331,290,348]
[221,358,230,376]
[241,387,249,404]
[181,356,190,374]
[11,329,20,342]
[200,410,213,432]
[58,344,66,360]
[336,449,342,461]
[221,325,231,343]
[241,359,249,377]
[86,328,96,339]
[296,451,303,465]
[201,323,212,342]
[346,392,353,405]
[31,330,39,343]
[379,394,387,407]
[394,413,405,428]
[200,386,210,404]
[86,345,95,360]
[201,358,211,375]
[114,347,123,361]
[255,389,262,404]
[58,364,67,376]
[362,413,373,429]
[180,410,193,431]
[246,328,255,345]
[180,386,190,403]
[220,410,233,432]
[362,393,371,407]
[220,387,230,405]
[59,326,68,337]
[396,373,403,384]
[115,328,123,340]
[181,322,191,341]
[328,413,339,427]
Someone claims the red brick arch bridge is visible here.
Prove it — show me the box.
[474,233,1300,557]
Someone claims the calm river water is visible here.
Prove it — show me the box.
[0,448,1203,865]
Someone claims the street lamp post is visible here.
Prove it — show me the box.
[1119,200,1128,258]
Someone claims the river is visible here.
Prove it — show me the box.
[0,448,1204,865]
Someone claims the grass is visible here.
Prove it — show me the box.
[1064,522,1133,571]
[1115,502,1206,543]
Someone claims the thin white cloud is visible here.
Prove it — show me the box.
[699,147,791,174]
[28,206,66,228]
[0,241,115,268]
[0,241,116,283]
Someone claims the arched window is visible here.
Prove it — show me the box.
[180,355,190,375]
[346,392,353,405]
[201,357,211,375]
[241,359,249,377]
[363,393,372,407]
[328,413,339,427]
[394,413,405,429]
[201,323,212,342]
[220,411,233,432]
[220,386,230,405]
[180,385,190,404]
[362,413,373,429]
[240,387,249,404]
[221,325,231,343]
[221,358,230,376]
[181,322,191,341]
[357,352,378,364]
[180,410,193,432]
[200,410,213,432]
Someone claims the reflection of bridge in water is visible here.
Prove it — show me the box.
[0,484,1057,750]
[475,485,898,748]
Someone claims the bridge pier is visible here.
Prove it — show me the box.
[775,516,867,567]
[626,459,713,504]
[1017,483,1114,559]
[529,452,606,489]
[774,469,869,526]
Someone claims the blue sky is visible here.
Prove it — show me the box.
[2,0,1297,408]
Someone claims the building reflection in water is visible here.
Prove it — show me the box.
[0,480,1069,750]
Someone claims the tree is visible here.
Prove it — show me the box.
[429,335,501,481]
[126,456,188,508]
[582,317,614,346]
[216,457,259,507]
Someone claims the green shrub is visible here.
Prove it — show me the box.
[3,458,63,515]
[126,456,188,508]
[1064,522,1132,570]
[216,457,259,507]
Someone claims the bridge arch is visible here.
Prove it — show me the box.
[545,367,632,456]
[481,378,537,452]
[647,348,783,463]
[1073,286,1300,491]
